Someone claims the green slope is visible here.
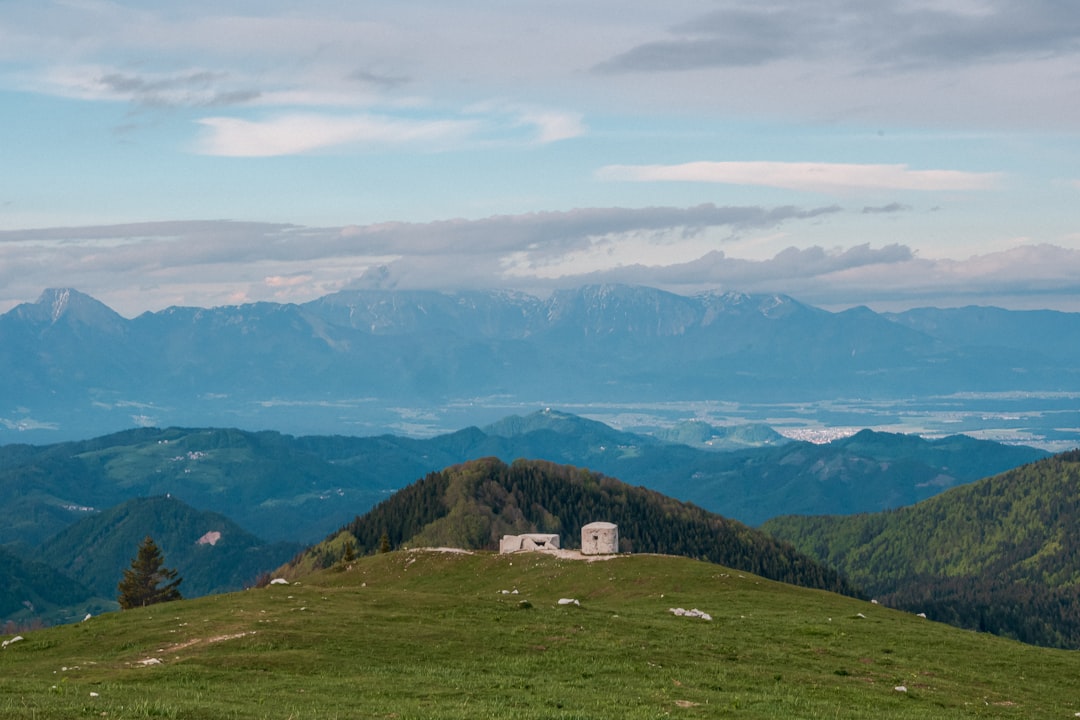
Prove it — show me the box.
[762,450,1080,648]
[283,457,857,596]
[3,550,1080,719]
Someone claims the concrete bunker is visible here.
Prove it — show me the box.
[581,521,618,555]
[499,533,561,554]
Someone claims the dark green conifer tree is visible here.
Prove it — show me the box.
[117,536,183,609]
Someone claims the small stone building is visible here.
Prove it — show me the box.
[581,522,619,555]
[499,533,560,554]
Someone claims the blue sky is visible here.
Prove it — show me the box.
[2,0,1080,316]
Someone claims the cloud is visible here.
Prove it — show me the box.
[195,113,478,156]
[348,69,412,90]
[595,1,1080,74]
[516,109,587,144]
[3,213,1080,316]
[0,205,836,313]
[862,203,913,214]
[97,70,261,108]
[597,161,1002,193]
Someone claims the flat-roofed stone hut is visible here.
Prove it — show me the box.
[581,522,618,555]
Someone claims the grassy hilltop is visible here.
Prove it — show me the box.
[3,550,1080,719]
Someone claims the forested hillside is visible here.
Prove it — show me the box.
[0,547,103,628]
[37,496,300,599]
[763,450,1080,648]
[282,457,858,597]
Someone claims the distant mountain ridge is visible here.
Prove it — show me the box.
[5,284,1080,443]
[0,413,1047,553]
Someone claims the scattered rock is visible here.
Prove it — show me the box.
[669,608,712,621]
[269,578,289,585]
[1,636,24,649]
[557,598,580,606]
[894,686,908,693]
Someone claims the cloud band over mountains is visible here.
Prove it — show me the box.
[2,208,1078,316]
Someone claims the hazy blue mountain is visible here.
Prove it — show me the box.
[7,284,1080,444]
[652,421,789,450]
[482,408,659,447]
[887,306,1080,361]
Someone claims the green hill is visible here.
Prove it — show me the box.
[652,420,789,449]
[4,550,1080,718]
[762,450,1080,648]
[282,457,857,597]
[35,496,300,601]
[0,426,394,547]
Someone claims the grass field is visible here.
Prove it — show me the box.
[2,549,1079,719]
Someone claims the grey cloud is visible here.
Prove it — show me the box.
[0,205,837,292]
[595,1,1080,74]
[537,242,1080,311]
[98,71,260,108]
[862,203,912,214]
[344,204,842,259]
[348,69,411,90]
[566,243,915,287]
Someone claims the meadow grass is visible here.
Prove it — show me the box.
[2,550,1079,718]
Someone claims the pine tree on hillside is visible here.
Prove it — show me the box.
[117,536,183,609]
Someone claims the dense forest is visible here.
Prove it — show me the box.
[284,457,858,597]
[763,450,1080,648]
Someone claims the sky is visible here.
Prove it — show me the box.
[2,0,1080,317]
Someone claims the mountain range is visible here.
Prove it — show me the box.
[0,412,1046,553]
[4,285,1080,444]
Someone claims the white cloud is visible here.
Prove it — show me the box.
[597,161,1002,193]
[195,113,478,156]
[516,109,587,144]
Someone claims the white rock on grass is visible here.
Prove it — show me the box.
[1,636,24,649]
[669,608,712,621]
[557,598,580,606]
